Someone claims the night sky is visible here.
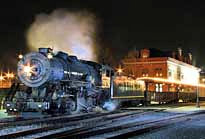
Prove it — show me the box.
[0,0,205,71]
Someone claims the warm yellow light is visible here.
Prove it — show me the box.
[10,73,14,78]
[117,68,122,73]
[116,65,123,74]
[0,76,4,81]
[18,54,23,59]
[137,77,205,88]
[6,72,14,78]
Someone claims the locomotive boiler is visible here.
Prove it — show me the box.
[5,48,114,115]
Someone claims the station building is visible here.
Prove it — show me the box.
[120,48,203,101]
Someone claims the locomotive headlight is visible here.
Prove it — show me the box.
[24,65,32,74]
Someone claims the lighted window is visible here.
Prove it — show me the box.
[155,84,159,92]
[155,68,162,77]
[155,83,163,92]
[142,54,148,58]
[159,84,162,92]
[168,71,172,77]
[142,69,149,77]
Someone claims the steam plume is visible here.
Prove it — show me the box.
[103,100,118,111]
[27,9,98,61]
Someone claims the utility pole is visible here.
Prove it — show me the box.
[144,81,149,106]
[196,82,200,108]
[196,70,200,108]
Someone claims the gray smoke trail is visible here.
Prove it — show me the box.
[26,9,99,61]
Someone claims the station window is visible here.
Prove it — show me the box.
[142,69,149,77]
[155,84,159,92]
[159,84,162,92]
[168,70,172,77]
[155,83,163,92]
[155,68,162,77]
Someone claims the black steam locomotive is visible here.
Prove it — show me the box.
[5,48,114,115]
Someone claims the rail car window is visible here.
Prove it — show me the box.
[113,76,145,97]
[168,70,172,77]
[114,76,145,92]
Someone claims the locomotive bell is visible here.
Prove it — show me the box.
[17,51,64,87]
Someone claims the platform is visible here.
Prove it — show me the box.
[0,110,13,118]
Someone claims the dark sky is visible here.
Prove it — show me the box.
[0,0,205,71]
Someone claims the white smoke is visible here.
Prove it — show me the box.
[26,9,98,61]
[103,100,118,111]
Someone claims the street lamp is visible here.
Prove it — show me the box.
[196,70,201,108]
[0,75,4,81]
[116,65,123,76]
[196,83,200,108]
[6,72,14,79]
[18,54,23,59]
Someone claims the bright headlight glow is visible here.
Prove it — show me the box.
[22,64,36,77]
[24,66,32,73]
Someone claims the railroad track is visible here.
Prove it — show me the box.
[0,110,146,138]
[17,110,163,139]
[18,110,204,139]
[0,111,119,129]
[73,110,205,139]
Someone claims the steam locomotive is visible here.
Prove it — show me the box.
[5,48,114,115]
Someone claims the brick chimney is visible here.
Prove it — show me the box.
[177,48,183,61]
[127,50,140,58]
[187,52,192,64]
[140,48,150,58]
[172,51,176,59]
